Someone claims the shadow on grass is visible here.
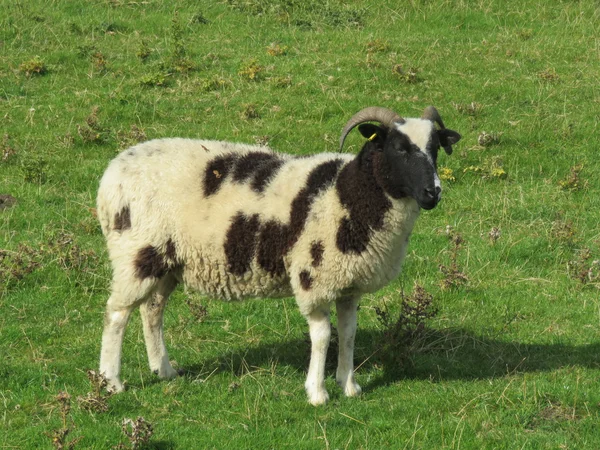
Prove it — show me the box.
[181,327,600,391]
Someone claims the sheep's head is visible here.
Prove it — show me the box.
[339,106,461,210]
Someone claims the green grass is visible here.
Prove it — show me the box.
[2,0,600,448]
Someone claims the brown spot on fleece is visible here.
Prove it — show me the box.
[299,270,313,290]
[135,246,169,279]
[256,159,343,276]
[224,212,261,276]
[114,206,131,231]
[335,151,391,254]
[310,241,324,267]
[203,154,238,196]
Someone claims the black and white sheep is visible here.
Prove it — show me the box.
[97,106,461,405]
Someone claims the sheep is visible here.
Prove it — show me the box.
[97,106,461,405]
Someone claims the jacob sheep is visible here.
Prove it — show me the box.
[97,106,461,405]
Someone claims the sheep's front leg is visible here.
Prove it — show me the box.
[336,296,362,397]
[304,305,331,406]
[140,274,178,380]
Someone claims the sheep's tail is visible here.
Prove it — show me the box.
[96,165,128,237]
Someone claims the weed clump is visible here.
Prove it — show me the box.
[567,248,599,285]
[19,56,48,76]
[91,51,108,72]
[267,43,288,56]
[488,226,502,244]
[136,40,152,61]
[392,64,420,84]
[375,284,438,367]
[1,134,17,162]
[199,76,230,92]
[116,124,147,149]
[538,68,559,83]
[241,103,260,120]
[0,244,42,291]
[559,164,584,191]
[139,72,169,87]
[438,167,455,182]
[186,297,208,322]
[20,154,49,184]
[366,38,390,54]
[77,106,112,144]
[45,231,99,272]
[453,102,484,117]
[45,392,83,450]
[477,131,502,147]
[0,194,17,210]
[238,59,264,81]
[463,156,507,180]
[439,227,469,290]
[550,219,577,246]
[169,13,195,73]
[117,417,154,450]
[77,370,112,413]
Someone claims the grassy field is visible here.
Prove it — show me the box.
[2,0,600,448]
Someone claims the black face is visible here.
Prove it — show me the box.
[359,123,453,210]
[384,130,440,209]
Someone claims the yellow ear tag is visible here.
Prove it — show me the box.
[368,133,378,141]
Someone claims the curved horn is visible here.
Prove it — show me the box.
[339,107,404,151]
[422,105,446,129]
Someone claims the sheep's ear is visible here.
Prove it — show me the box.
[358,124,386,143]
[438,129,461,155]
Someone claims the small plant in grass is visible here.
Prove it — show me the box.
[538,67,560,83]
[170,12,195,73]
[20,153,49,184]
[1,134,17,162]
[267,43,288,56]
[366,38,390,54]
[136,40,152,61]
[0,194,17,211]
[463,156,507,180]
[392,64,419,83]
[439,227,469,290]
[0,244,43,292]
[477,131,503,147]
[19,56,48,76]
[77,370,112,413]
[551,218,577,247]
[271,75,292,88]
[191,12,210,25]
[488,226,501,244]
[241,103,260,120]
[199,76,230,92]
[438,167,455,182]
[453,101,484,117]
[139,72,169,87]
[116,124,147,149]
[45,231,99,272]
[186,297,208,322]
[238,59,264,81]
[375,283,438,367]
[567,248,600,285]
[91,51,108,72]
[77,106,112,144]
[45,392,83,450]
[559,164,585,191]
[116,417,154,450]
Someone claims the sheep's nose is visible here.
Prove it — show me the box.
[425,187,442,200]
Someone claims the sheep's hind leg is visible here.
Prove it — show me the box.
[304,304,332,406]
[335,296,362,397]
[140,273,178,380]
[100,277,157,393]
